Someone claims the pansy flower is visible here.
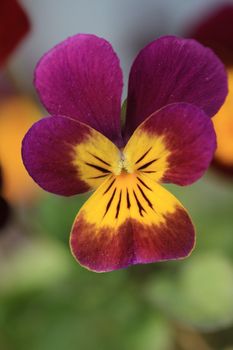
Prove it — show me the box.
[22,34,227,272]
[189,4,233,175]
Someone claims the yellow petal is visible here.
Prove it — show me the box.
[72,127,121,189]
[70,172,195,272]
[123,124,170,183]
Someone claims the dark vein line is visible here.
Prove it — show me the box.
[126,189,131,209]
[138,158,158,170]
[135,147,152,164]
[133,190,146,217]
[85,162,109,173]
[89,152,110,166]
[115,190,122,219]
[103,188,116,217]
[137,184,153,209]
[103,178,116,194]
[142,170,157,173]
[137,177,152,191]
[88,174,108,179]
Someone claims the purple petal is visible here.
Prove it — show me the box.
[124,36,228,137]
[34,34,123,144]
[126,103,216,186]
[22,116,118,196]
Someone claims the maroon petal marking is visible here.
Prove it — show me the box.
[70,206,194,273]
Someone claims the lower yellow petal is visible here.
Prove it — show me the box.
[70,173,195,272]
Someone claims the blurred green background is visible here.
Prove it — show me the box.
[0,1,233,349]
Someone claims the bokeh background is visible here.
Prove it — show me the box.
[1,1,233,349]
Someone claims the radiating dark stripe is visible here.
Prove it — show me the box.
[138,158,158,170]
[135,147,152,164]
[103,178,116,194]
[126,189,131,209]
[85,162,109,173]
[133,190,146,217]
[103,188,116,217]
[137,184,153,209]
[137,177,152,191]
[89,152,110,166]
[142,170,156,173]
[115,190,122,219]
[88,174,108,179]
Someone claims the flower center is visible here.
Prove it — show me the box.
[115,151,133,176]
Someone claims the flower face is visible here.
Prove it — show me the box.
[22,34,227,272]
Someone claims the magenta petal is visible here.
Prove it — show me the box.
[34,34,123,144]
[22,116,95,196]
[125,36,228,136]
[136,103,216,186]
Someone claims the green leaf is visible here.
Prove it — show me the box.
[0,238,72,297]
[165,174,233,259]
[36,193,89,243]
[145,253,233,331]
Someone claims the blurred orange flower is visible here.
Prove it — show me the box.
[213,68,233,173]
[0,96,42,203]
